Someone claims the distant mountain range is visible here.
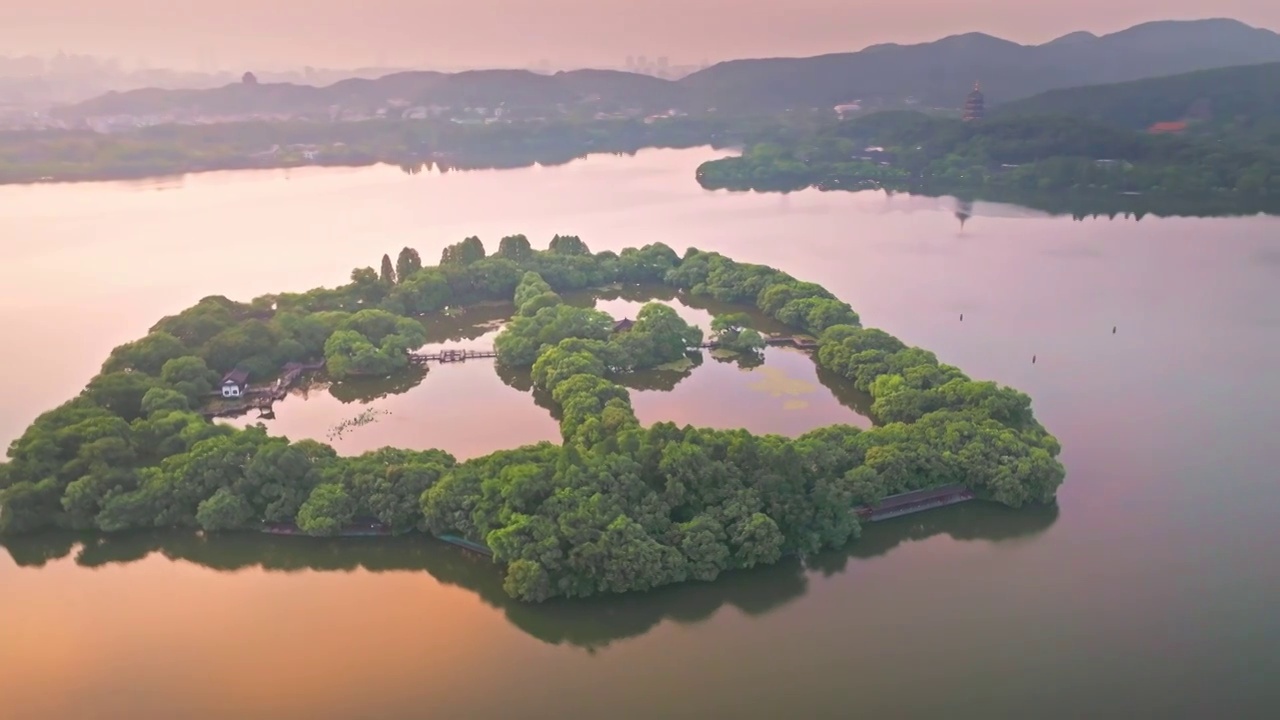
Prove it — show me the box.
[54,69,686,121]
[683,19,1280,110]
[53,18,1280,122]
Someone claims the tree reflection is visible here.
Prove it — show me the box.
[616,353,703,392]
[710,349,767,370]
[813,364,876,418]
[805,501,1060,576]
[1,502,1057,651]
[937,188,1280,220]
[418,302,514,344]
[322,366,430,404]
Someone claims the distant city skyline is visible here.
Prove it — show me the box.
[0,51,707,76]
[2,1,1277,71]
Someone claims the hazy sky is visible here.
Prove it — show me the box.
[4,0,1278,70]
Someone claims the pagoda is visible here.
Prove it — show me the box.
[963,82,985,122]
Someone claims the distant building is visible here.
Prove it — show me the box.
[834,102,862,119]
[1148,121,1188,135]
[221,369,250,398]
[963,82,985,122]
[857,146,895,164]
[613,318,635,333]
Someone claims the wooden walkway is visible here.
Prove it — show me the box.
[437,534,494,556]
[408,348,499,364]
[277,360,325,389]
[699,335,819,350]
[856,485,976,522]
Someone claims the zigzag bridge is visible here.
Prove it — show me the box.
[408,335,817,365]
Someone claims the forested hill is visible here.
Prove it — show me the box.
[56,69,691,120]
[677,18,1280,110]
[994,62,1280,141]
[53,18,1280,122]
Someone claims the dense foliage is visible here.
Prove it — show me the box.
[0,235,1064,601]
[697,111,1280,197]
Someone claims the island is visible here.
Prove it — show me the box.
[0,234,1064,602]
[695,111,1280,199]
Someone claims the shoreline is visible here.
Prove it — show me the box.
[250,485,980,548]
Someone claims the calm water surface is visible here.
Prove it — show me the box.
[2,149,1279,718]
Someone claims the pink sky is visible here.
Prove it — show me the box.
[3,0,1277,70]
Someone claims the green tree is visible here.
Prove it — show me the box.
[296,483,356,536]
[140,387,190,417]
[395,247,423,283]
[495,304,615,367]
[391,270,451,314]
[85,371,162,421]
[380,254,396,285]
[711,312,766,355]
[103,332,189,375]
[196,487,255,531]
[496,234,534,261]
[621,303,703,367]
[548,234,590,256]
[160,356,220,404]
[440,236,486,266]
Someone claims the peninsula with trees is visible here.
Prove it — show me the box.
[696,59,1280,205]
[696,110,1280,199]
[0,115,812,184]
[0,234,1064,602]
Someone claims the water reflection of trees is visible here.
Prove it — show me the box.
[418,302,515,344]
[1,502,1056,651]
[936,188,1280,221]
[711,349,766,370]
[322,366,430,404]
[813,364,876,418]
[806,501,1060,576]
[494,364,562,419]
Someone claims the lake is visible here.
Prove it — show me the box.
[2,148,1279,718]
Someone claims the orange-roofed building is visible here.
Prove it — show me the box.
[1148,121,1188,135]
